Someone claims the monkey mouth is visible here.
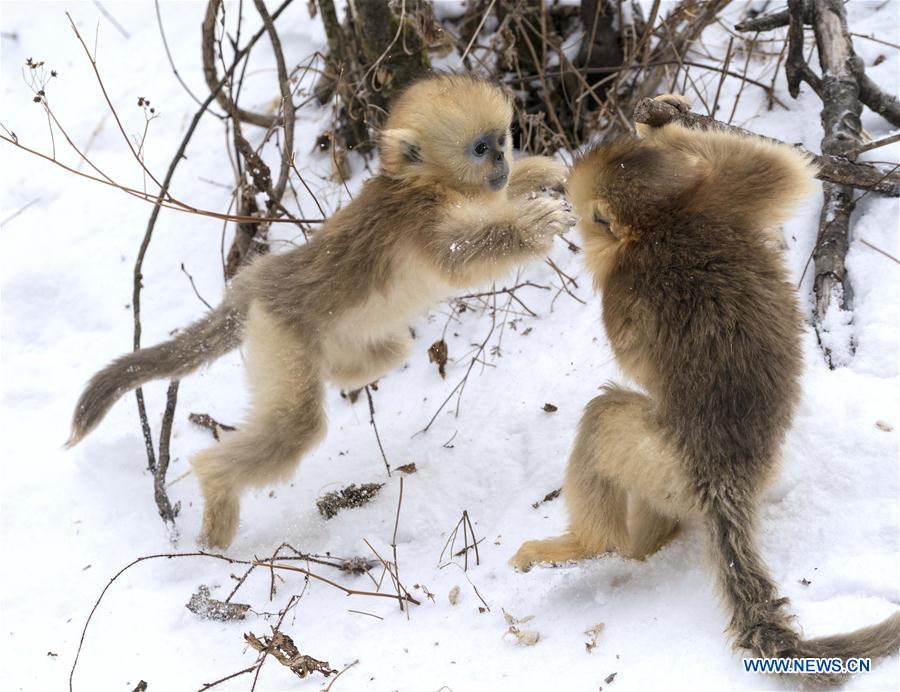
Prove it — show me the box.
[487,173,508,191]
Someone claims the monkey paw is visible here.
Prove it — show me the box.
[520,196,577,238]
[653,93,691,112]
[510,534,597,571]
[509,541,543,572]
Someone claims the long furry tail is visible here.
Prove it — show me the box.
[706,489,900,683]
[66,299,245,447]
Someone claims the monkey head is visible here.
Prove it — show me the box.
[379,74,514,195]
[569,136,703,242]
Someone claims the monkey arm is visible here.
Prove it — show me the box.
[422,196,575,285]
[642,122,817,229]
[507,155,569,197]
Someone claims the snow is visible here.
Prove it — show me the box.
[1,2,898,691]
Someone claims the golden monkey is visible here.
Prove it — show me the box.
[68,74,575,549]
[510,97,899,676]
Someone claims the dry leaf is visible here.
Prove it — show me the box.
[428,339,448,378]
[532,487,561,509]
[245,631,336,679]
[876,420,893,432]
[542,403,558,413]
[502,609,540,646]
[448,585,461,606]
[585,622,605,653]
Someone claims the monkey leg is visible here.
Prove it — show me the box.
[511,385,691,570]
[576,386,693,557]
[624,496,681,560]
[192,306,326,548]
[510,401,630,571]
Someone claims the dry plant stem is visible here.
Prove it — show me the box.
[66,13,167,192]
[154,0,222,114]
[198,665,258,691]
[254,560,421,605]
[154,380,180,527]
[323,660,360,692]
[70,551,247,692]
[364,385,391,476]
[391,478,405,613]
[439,510,481,571]
[362,538,417,611]
[417,292,500,434]
[93,0,130,39]
[180,264,214,310]
[71,549,396,692]
[632,98,900,196]
[252,0,294,205]
[859,237,900,265]
[202,0,280,128]
[0,135,324,223]
[2,1,320,225]
[710,36,734,116]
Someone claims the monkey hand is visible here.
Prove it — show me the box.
[518,194,577,241]
[653,93,691,111]
[508,155,569,197]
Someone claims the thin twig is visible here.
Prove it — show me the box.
[391,477,405,614]
[859,238,900,265]
[252,560,421,606]
[323,659,360,692]
[364,385,391,476]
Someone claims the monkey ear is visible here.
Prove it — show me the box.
[380,128,422,175]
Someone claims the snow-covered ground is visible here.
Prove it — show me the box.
[1,2,897,690]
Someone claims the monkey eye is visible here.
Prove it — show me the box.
[593,212,610,227]
[473,142,488,157]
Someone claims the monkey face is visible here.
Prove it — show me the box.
[467,130,510,191]
[569,154,618,241]
[378,75,516,196]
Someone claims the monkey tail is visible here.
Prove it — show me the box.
[66,299,246,448]
[706,489,900,682]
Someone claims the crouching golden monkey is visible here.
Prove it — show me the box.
[68,74,575,548]
[511,96,899,679]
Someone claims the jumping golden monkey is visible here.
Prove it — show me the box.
[511,97,899,676]
[68,74,575,548]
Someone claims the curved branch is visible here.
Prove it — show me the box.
[202,0,280,128]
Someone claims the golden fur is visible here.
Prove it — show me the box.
[511,97,900,677]
[68,74,574,548]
